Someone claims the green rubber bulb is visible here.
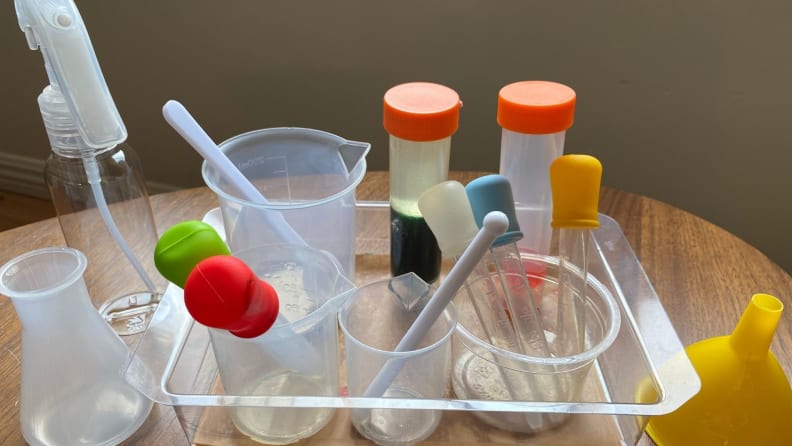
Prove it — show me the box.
[154,220,230,288]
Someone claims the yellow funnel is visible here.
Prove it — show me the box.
[645,293,792,446]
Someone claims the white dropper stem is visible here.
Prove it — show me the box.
[162,100,306,247]
[362,211,508,398]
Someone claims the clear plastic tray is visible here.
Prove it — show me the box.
[124,201,700,445]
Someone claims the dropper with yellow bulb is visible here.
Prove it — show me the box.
[550,154,602,356]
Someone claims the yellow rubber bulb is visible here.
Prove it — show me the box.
[549,154,602,229]
[645,293,792,446]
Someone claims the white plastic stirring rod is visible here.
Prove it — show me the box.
[162,100,306,247]
[363,211,508,398]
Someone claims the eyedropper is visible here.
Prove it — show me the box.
[550,154,602,356]
[154,220,322,373]
[465,175,551,357]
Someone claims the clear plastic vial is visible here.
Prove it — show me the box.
[40,86,164,335]
[383,82,461,284]
[497,81,576,258]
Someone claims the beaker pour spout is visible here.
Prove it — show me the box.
[338,140,370,174]
[729,293,784,361]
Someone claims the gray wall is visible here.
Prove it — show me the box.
[1,1,790,273]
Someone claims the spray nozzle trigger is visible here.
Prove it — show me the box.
[15,0,127,149]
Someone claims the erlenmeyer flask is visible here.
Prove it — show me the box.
[0,247,152,446]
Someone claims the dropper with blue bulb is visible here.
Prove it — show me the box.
[419,176,551,356]
[418,176,559,430]
[465,174,552,356]
[15,0,163,334]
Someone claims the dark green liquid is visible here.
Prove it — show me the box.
[390,207,441,283]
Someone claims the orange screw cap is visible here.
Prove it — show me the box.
[498,81,576,135]
[383,82,461,142]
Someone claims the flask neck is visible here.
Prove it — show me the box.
[0,248,91,327]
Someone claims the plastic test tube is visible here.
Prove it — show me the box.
[550,155,603,356]
[497,81,576,259]
[384,82,461,284]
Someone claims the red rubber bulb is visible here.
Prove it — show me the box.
[183,255,280,338]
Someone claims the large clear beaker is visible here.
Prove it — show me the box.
[201,127,369,279]
[208,244,355,444]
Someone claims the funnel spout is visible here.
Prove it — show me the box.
[730,293,783,361]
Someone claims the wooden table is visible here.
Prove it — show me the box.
[0,171,790,445]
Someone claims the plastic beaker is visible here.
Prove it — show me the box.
[451,253,620,433]
[0,247,152,446]
[201,127,370,279]
[339,273,456,446]
[208,244,355,445]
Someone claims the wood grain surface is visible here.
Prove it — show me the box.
[0,171,789,445]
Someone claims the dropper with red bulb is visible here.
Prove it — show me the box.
[154,220,279,338]
[153,221,320,374]
[184,255,280,339]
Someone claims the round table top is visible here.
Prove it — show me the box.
[0,171,789,446]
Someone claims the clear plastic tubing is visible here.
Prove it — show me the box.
[497,81,576,259]
[383,82,461,284]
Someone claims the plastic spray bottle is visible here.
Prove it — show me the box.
[15,0,164,335]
